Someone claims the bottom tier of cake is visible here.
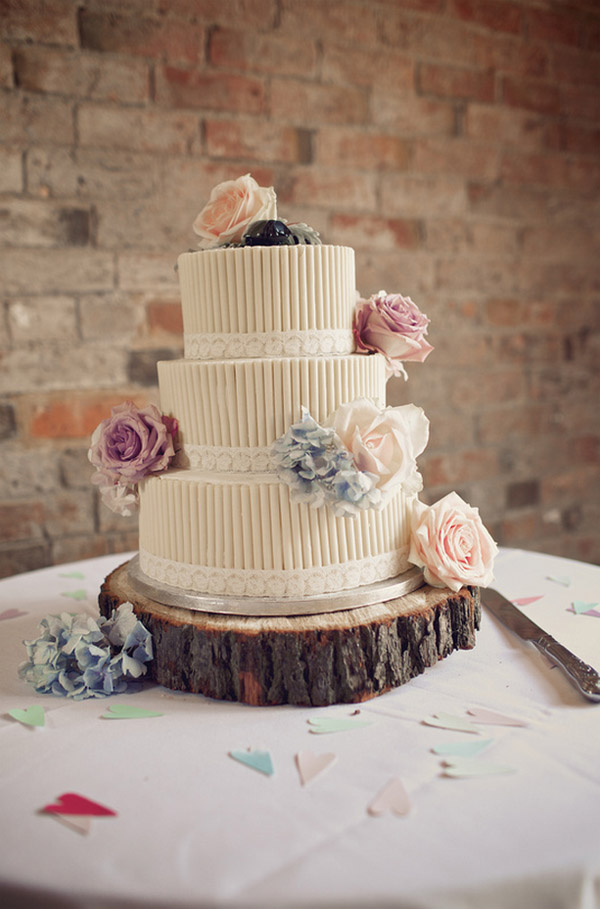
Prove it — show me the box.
[138,469,414,598]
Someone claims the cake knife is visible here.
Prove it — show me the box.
[482,588,600,702]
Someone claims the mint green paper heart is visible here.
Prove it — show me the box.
[59,571,85,580]
[61,589,87,601]
[432,739,493,757]
[101,704,163,719]
[230,749,274,776]
[308,716,373,734]
[9,705,45,727]
[572,600,598,614]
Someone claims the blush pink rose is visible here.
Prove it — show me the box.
[328,399,429,498]
[88,402,177,485]
[353,290,433,379]
[193,174,277,248]
[409,492,498,592]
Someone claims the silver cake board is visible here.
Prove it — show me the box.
[127,554,425,618]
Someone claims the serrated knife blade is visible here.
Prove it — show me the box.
[483,588,600,702]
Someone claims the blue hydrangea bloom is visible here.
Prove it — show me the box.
[19,603,153,700]
[272,408,381,516]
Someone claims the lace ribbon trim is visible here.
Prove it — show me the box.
[139,548,410,599]
[184,329,355,360]
[174,444,274,473]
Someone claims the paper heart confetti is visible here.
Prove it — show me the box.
[442,759,515,778]
[295,751,337,786]
[368,778,410,817]
[307,716,373,734]
[432,739,493,757]
[42,793,117,817]
[546,575,571,587]
[571,601,599,615]
[467,708,527,727]
[101,704,163,719]
[53,814,92,835]
[61,589,87,601]
[9,705,45,728]
[511,596,543,607]
[230,749,274,776]
[423,713,479,734]
[59,571,85,580]
[0,608,28,621]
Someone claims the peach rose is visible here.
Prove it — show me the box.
[192,174,277,248]
[409,492,498,592]
[328,399,429,498]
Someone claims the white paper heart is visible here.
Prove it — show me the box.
[467,708,527,727]
[368,778,410,817]
[423,713,479,734]
[443,759,515,778]
[53,814,92,835]
[295,750,336,786]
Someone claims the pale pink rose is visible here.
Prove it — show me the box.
[353,290,433,379]
[328,399,429,497]
[409,492,498,592]
[192,174,277,248]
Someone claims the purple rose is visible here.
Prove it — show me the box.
[88,402,177,485]
[353,290,433,379]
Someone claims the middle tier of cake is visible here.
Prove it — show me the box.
[158,354,386,469]
[138,470,414,598]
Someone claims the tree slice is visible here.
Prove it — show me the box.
[99,560,481,707]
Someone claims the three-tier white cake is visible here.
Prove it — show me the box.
[137,243,416,598]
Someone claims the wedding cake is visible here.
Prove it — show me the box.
[89,175,497,604]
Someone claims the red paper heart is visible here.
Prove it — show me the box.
[42,792,116,817]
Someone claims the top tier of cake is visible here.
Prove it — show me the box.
[178,244,356,360]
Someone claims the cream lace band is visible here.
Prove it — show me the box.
[184,329,355,360]
[139,548,410,599]
[174,444,274,473]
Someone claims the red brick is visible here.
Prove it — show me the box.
[525,8,579,46]
[209,27,317,77]
[13,47,149,104]
[279,169,377,213]
[156,67,265,114]
[419,62,495,102]
[551,45,600,87]
[205,120,306,164]
[488,37,549,79]
[551,122,600,156]
[27,392,155,440]
[559,83,599,121]
[314,128,409,170]
[0,42,12,88]
[448,0,522,34]
[422,448,500,487]
[329,213,422,251]
[485,298,522,326]
[1,0,78,45]
[383,173,468,218]
[0,501,44,542]
[78,105,200,155]
[500,512,538,545]
[502,76,560,114]
[0,93,74,146]
[78,10,204,65]
[372,90,455,136]
[414,137,499,180]
[321,44,414,91]
[279,0,379,45]
[376,0,443,10]
[146,301,184,336]
[464,104,548,151]
[156,0,278,30]
[270,79,368,126]
[500,150,593,190]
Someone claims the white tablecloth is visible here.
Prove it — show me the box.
[0,548,599,909]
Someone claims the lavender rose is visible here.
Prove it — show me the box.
[88,402,177,485]
[353,290,433,379]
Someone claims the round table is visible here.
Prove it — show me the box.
[0,548,599,909]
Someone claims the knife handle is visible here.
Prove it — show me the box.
[534,635,600,702]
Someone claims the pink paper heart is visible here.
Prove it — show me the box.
[467,708,527,727]
[512,596,543,607]
[368,778,410,817]
[0,608,27,621]
[296,750,336,786]
[42,792,116,817]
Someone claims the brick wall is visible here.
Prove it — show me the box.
[1,0,599,577]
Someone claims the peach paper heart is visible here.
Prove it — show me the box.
[368,777,410,817]
[295,750,336,786]
[42,792,116,817]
